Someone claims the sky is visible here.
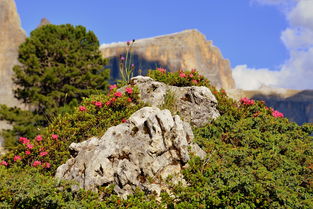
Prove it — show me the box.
[14,0,313,90]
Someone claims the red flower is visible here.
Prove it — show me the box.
[51,134,58,140]
[191,80,198,84]
[26,144,34,149]
[240,97,255,105]
[157,68,166,73]
[179,73,186,78]
[109,84,117,90]
[43,162,51,168]
[36,135,43,142]
[125,87,133,94]
[91,101,96,104]
[111,97,116,102]
[79,106,87,111]
[189,74,194,78]
[105,101,111,106]
[32,161,41,167]
[14,155,22,162]
[0,161,8,166]
[19,137,30,144]
[121,119,127,123]
[127,98,132,102]
[40,151,48,157]
[25,150,31,155]
[272,110,284,118]
[95,101,102,108]
[114,92,123,97]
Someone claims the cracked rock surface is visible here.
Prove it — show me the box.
[127,76,220,127]
[55,107,206,198]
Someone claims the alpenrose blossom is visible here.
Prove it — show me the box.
[42,162,51,168]
[109,84,117,90]
[14,155,22,162]
[95,101,102,107]
[110,97,116,102]
[19,137,30,144]
[272,110,284,118]
[121,118,127,123]
[189,74,194,78]
[40,151,48,157]
[157,68,166,73]
[240,97,255,105]
[105,101,111,106]
[51,134,58,140]
[36,135,43,142]
[79,106,86,111]
[32,161,41,167]
[127,98,132,102]
[191,69,197,73]
[192,80,198,84]
[179,73,186,78]
[125,87,133,94]
[114,92,123,97]
[0,161,8,166]
[25,150,31,155]
[26,143,34,149]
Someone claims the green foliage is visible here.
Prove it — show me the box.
[0,105,44,148]
[159,90,178,114]
[2,86,144,173]
[168,99,313,208]
[0,24,110,147]
[0,166,161,208]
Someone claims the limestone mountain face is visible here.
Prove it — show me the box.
[227,88,313,125]
[100,29,236,89]
[0,0,25,107]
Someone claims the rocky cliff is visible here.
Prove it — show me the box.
[227,88,313,125]
[0,0,26,107]
[100,29,236,89]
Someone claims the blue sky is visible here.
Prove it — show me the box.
[14,0,313,90]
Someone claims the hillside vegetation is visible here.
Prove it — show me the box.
[0,68,312,208]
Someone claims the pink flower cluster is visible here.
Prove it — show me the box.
[157,68,166,73]
[0,161,8,166]
[272,110,284,118]
[240,97,255,105]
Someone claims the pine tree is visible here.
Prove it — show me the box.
[0,24,110,147]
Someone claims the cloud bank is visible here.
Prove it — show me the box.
[233,0,313,90]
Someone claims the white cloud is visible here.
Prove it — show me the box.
[233,0,313,90]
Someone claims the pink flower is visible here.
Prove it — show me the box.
[109,84,117,90]
[189,74,194,78]
[13,155,22,162]
[191,69,197,73]
[191,80,198,84]
[120,56,125,61]
[79,106,86,111]
[43,162,51,168]
[26,144,34,149]
[157,68,166,73]
[32,161,41,167]
[19,137,30,144]
[0,161,8,166]
[40,151,48,157]
[95,101,102,108]
[131,64,135,68]
[272,110,284,118]
[110,97,116,102]
[36,135,43,142]
[51,134,58,140]
[125,87,133,94]
[127,98,132,102]
[240,97,255,105]
[114,92,123,97]
[179,73,186,78]
[39,147,45,152]
[105,101,111,106]
[25,150,31,155]
[121,118,127,123]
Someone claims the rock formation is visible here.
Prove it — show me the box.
[100,29,236,90]
[56,107,206,198]
[227,88,313,124]
[0,0,26,107]
[121,76,220,127]
[0,0,26,147]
